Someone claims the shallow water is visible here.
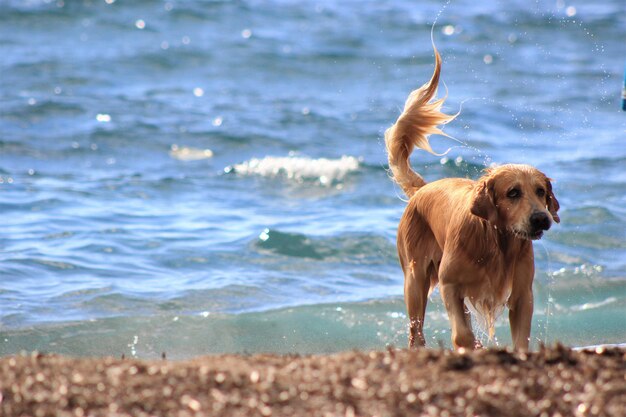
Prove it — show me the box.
[1,0,625,359]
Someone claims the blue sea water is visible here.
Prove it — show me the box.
[0,0,625,359]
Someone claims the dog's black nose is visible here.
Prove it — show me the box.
[530,211,551,231]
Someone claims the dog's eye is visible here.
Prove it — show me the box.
[507,188,520,199]
[536,188,546,198]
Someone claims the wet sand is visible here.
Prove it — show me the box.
[1,345,624,417]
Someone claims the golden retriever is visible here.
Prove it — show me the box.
[385,47,560,350]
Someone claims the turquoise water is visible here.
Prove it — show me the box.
[1,0,625,359]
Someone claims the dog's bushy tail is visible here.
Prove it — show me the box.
[384,47,456,198]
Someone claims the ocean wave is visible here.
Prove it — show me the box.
[2,295,622,358]
[551,231,626,250]
[564,206,620,225]
[0,197,67,212]
[435,155,488,178]
[4,99,85,119]
[225,155,360,185]
[254,228,396,263]
[570,297,619,312]
[255,229,326,259]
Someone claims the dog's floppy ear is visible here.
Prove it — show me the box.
[471,178,498,223]
[546,179,560,223]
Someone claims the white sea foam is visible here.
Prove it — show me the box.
[571,297,618,312]
[573,343,626,352]
[226,155,360,185]
[169,144,213,161]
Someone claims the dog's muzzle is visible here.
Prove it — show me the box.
[529,211,551,239]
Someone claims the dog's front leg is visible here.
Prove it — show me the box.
[509,251,535,350]
[509,288,533,350]
[440,283,475,349]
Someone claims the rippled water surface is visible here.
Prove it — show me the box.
[1,0,625,358]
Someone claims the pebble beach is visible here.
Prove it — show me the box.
[2,345,625,417]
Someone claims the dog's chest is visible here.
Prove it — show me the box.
[464,240,530,312]
[464,270,514,338]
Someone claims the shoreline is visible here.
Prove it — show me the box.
[1,345,624,416]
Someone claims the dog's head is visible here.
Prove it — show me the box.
[470,164,560,240]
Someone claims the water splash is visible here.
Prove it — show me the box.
[127,335,139,358]
[537,240,554,346]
